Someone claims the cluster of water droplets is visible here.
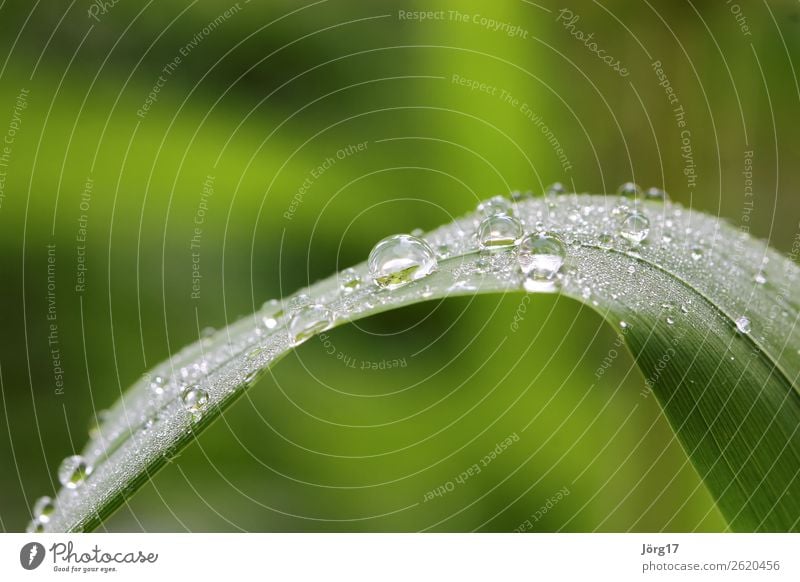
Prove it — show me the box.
[33,180,800,533]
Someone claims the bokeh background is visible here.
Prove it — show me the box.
[1,0,798,532]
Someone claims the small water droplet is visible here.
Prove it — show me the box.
[150,375,167,395]
[261,299,284,330]
[410,228,424,237]
[620,321,630,330]
[33,496,55,523]
[754,272,767,285]
[644,187,668,201]
[619,211,650,245]
[545,182,566,198]
[627,265,636,274]
[436,244,452,259]
[26,519,44,533]
[368,234,438,290]
[617,182,641,198]
[690,247,704,261]
[288,304,334,345]
[182,386,209,414]
[518,232,566,292]
[680,303,691,313]
[338,268,362,294]
[598,232,614,248]
[666,316,675,325]
[735,316,751,334]
[58,455,91,489]
[478,214,523,249]
[477,195,512,217]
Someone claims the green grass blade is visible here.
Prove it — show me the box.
[36,195,799,532]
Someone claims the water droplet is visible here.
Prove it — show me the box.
[58,455,91,489]
[617,182,641,198]
[261,299,284,330]
[33,496,55,523]
[545,182,566,197]
[666,316,675,325]
[518,232,566,292]
[680,303,691,313]
[478,214,523,249]
[690,247,704,261]
[645,187,668,201]
[182,386,209,414]
[288,304,334,345]
[627,265,636,274]
[477,195,512,217]
[436,244,452,259]
[26,519,44,533]
[368,234,438,290]
[598,232,614,248]
[735,316,751,334]
[619,211,650,245]
[620,321,630,330]
[338,268,361,294]
[754,272,767,285]
[150,375,167,395]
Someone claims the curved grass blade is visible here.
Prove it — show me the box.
[35,194,799,532]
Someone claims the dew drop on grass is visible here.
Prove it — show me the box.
[368,234,438,290]
[645,187,669,200]
[477,195,512,217]
[182,386,209,414]
[288,304,334,345]
[338,268,361,294]
[545,182,566,198]
[58,455,91,489]
[619,211,650,245]
[33,496,55,523]
[261,299,283,330]
[617,182,641,198]
[754,271,767,285]
[150,375,167,395]
[691,247,704,261]
[478,214,523,249]
[518,232,566,292]
[26,519,44,533]
[735,316,752,334]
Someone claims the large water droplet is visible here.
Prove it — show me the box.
[518,232,566,292]
[288,304,334,345]
[182,386,209,414]
[619,211,650,245]
[368,234,438,290]
[477,195,512,217]
[338,268,361,294]
[58,455,91,489]
[478,214,523,249]
[33,496,55,523]
[735,316,751,334]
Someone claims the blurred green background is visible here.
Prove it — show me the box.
[1,0,798,532]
